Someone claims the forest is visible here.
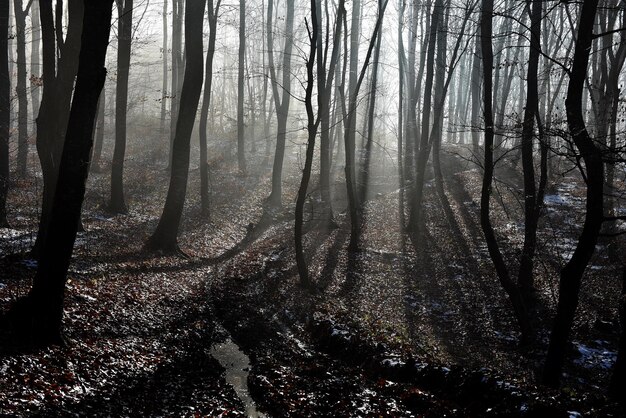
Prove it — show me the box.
[0,0,625,415]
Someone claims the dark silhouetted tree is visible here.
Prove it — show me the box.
[543,0,604,388]
[146,0,206,253]
[0,0,9,227]
[109,0,133,214]
[7,0,114,346]
[199,0,222,217]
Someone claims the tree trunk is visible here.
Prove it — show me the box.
[295,0,319,287]
[407,0,440,236]
[14,0,28,177]
[317,0,344,220]
[30,1,41,132]
[479,0,532,345]
[146,0,206,253]
[397,0,406,226]
[109,0,133,214]
[160,0,169,157]
[32,0,83,258]
[543,0,604,388]
[358,6,383,205]
[169,0,183,168]
[0,0,9,227]
[470,35,481,157]
[237,0,247,173]
[8,0,114,346]
[517,0,542,295]
[266,0,295,207]
[91,89,105,170]
[199,0,221,217]
[342,0,388,251]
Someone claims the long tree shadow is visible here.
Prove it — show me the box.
[317,226,349,291]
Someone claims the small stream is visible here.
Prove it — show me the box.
[210,338,265,418]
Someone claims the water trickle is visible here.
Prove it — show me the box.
[210,338,264,418]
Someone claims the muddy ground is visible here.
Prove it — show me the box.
[0,144,624,417]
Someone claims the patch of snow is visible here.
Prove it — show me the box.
[573,341,617,370]
[544,194,569,205]
[381,358,405,368]
[21,259,37,269]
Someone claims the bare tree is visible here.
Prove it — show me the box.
[0,0,9,227]
[295,0,320,287]
[199,0,222,217]
[109,0,134,214]
[266,0,295,208]
[146,0,206,253]
[13,0,31,177]
[32,0,84,257]
[237,0,247,173]
[7,0,114,346]
[479,0,532,345]
[543,0,604,388]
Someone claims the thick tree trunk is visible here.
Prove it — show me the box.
[8,0,114,346]
[32,0,83,258]
[109,0,133,214]
[543,0,604,388]
[0,0,9,227]
[146,0,206,253]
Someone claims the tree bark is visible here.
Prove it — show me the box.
[30,0,41,131]
[160,0,169,156]
[295,0,320,287]
[237,0,247,173]
[543,0,604,388]
[8,0,114,346]
[199,0,221,217]
[342,0,388,250]
[13,0,29,177]
[479,0,532,345]
[0,0,9,227]
[517,0,543,295]
[32,0,84,258]
[266,0,295,207]
[109,0,133,214]
[407,0,440,236]
[91,89,105,170]
[146,0,206,253]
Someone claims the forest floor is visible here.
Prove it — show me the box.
[0,144,624,417]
